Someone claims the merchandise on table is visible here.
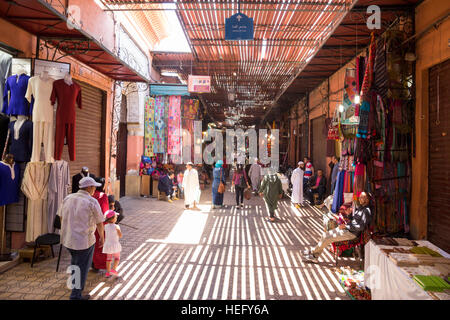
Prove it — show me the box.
[410,246,443,257]
[413,275,450,292]
[335,267,371,300]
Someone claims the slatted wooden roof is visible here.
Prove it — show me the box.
[103,0,421,126]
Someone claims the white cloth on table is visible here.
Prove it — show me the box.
[182,168,200,206]
[102,223,122,254]
[248,163,262,191]
[21,162,51,242]
[290,167,304,204]
[57,190,104,250]
[47,160,70,233]
[364,239,450,300]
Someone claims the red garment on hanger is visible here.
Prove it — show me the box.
[50,79,82,161]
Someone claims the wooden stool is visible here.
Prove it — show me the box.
[19,245,51,263]
[158,191,168,201]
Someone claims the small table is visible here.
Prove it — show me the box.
[364,239,450,300]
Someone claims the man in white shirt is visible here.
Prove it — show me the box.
[58,177,105,300]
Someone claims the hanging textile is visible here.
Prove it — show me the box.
[167,95,181,155]
[144,96,155,157]
[21,162,51,242]
[181,98,199,159]
[153,96,168,154]
[341,68,359,125]
[353,163,366,200]
[47,160,70,233]
[331,170,346,213]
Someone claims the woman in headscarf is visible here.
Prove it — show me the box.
[212,160,226,209]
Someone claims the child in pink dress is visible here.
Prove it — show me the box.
[102,210,122,278]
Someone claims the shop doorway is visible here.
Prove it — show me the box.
[298,123,307,163]
[310,116,327,175]
[428,58,450,253]
[117,95,128,197]
[62,81,106,182]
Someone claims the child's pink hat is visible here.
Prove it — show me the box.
[104,210,119,220]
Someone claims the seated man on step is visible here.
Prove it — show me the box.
[305,169,327,205]
[158,171,178,203]
[303,191,372,263]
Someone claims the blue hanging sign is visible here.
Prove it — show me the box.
[225,13,254,41]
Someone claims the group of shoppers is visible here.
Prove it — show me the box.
[58,176,124,300]
[290,155,341,207]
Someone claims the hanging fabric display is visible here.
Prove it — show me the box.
[21,162,51,242]
[47,160,70,233]
[144,96,155,157]
[181,98,199,159]
[341,68,359,125]
[167,95,181,156]
[153,95,168,154]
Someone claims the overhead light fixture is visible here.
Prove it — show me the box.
[261,38,267,60]
[161,71,179,77]
[233,72,237,76]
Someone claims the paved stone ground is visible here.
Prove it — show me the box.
[0,185,361,300]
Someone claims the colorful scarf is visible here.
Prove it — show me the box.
[144,96,155,157]
[154,96,168,154]
[167,95,181,156]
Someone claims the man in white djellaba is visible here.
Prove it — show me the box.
[248,158,262,195]
[290,161,305,208]
[182,162,201,210]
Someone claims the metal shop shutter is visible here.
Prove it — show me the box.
[61,80,105,185]
[310,115,327,174]
[428,58,450,253]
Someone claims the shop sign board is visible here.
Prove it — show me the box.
[225,13,254,41]
[188,75,211,93]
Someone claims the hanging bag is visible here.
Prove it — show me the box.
[327,109,340,140]
[218,168,225,194]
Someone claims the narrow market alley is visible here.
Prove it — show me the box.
[0,188,357,300]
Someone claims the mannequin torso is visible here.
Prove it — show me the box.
[64,72,73,86]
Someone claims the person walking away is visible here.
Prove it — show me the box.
[291,161,305,208]
[58,177,104,300]
[102,210,122,278]
[303,192,372,263]
[330,156,340,194]
[182,162,201,210]
[248,158,262,195]
[158,171,178,202]
[212,160,226,209]
[306,169,327,205]
[232,164,250,209]
[259,170,283,222]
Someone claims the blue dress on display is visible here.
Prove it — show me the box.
[332,170,346,213]
[0,161,20,206]
[2,74,33,116]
